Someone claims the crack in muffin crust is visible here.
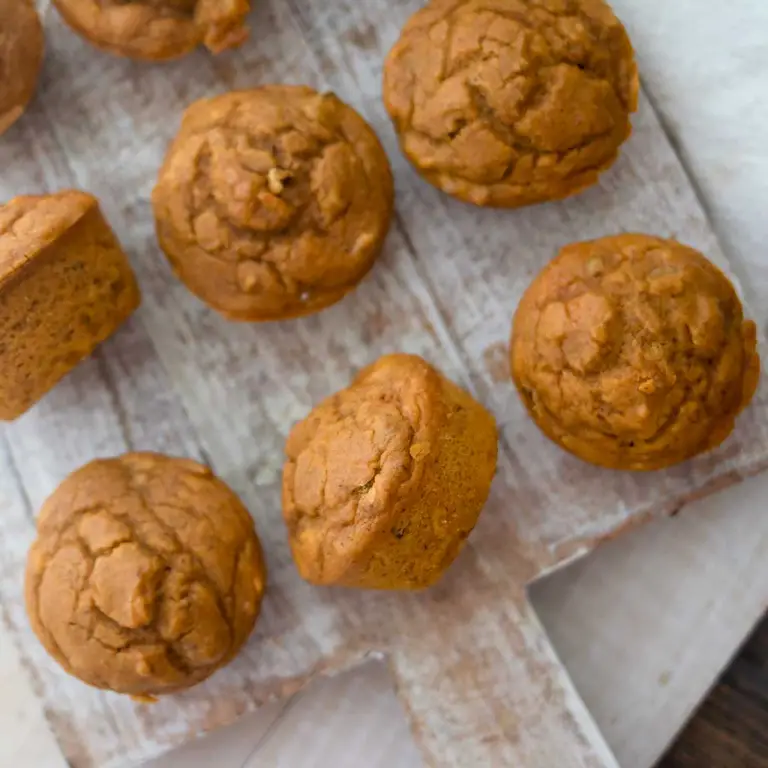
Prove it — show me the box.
[153,86,395,321]
[383,0,638,207]
[25,453,266,697]
[511,234,760,470]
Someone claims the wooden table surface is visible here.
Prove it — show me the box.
[618,2,768,765]
[0,3,766,768]
[662,616,768,767]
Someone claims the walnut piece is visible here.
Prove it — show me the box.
[282,354,498,589]
[383,0,638,207]
[511,234,761,470]
[25,453,267,697]
[0,0,44,135]
[152,86,395,321]
[52,0,251,61]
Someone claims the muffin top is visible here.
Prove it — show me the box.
[153,86,394,321]
[0,0,44,135]
[283,354,498,588]
[0,191,96,285]
[283,355,442,584]
[511,234,760,470]
[383,0,638,207]
[52,0,251,61]
[25,453,266,696]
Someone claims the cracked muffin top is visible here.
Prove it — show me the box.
[153,86,394,321]
[52,0,251,61]
[283,354,498,589]
[0,0,44,135]
[383,0,638,207]
[511,235,760,470]
[25,453,266,697]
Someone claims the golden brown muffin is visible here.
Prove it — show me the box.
[383,0,638,208]
[0,0,44,135]
[25,453,267,697]
[52,0,251,61]
[153,86,395,321]
[283,354,498,589]
[0,191,141,421]
[511,235,760,470]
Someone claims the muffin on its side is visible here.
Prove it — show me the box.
[511,234,760,470]
[283,354,498,590]
[0,0,44,135]
[52,0,251,61]
[26,453,267,697]
[0,191,140,421]
[153,86,394,321]
[383,0,638,208]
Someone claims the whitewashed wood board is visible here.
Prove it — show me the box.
[1,2,767,767]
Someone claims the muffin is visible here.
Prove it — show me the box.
[383,0,638,207]
[52,0,251,61]
[282,354,498,589]
[0,0,44,135]
[0,191,140,421]
[511,234,760,470]
[26,453,267,697]
[153,86,394,321]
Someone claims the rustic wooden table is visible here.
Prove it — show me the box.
[662,617,768,767]
[1,2,766,767]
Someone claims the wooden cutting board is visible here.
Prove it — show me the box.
[2,2,767,766]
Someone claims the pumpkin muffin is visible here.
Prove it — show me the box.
[52,0,251,61]
[0,191,140,421]
[383,0,638,207]
[153,86,394,321]
[26,453,267,697]
[511,235,760,470]
[282,354,498,589]
[0,0,44,136]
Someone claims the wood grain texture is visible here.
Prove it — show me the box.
[531,470,768,768]
[661,616,768,768]
[1,2,767,767]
